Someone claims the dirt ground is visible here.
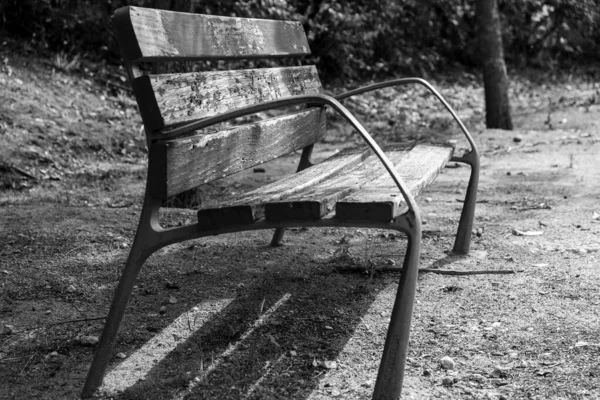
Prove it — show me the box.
[1,50,600,399]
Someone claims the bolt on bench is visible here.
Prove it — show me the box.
[82,6,479,399]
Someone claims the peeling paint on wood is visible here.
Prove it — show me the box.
[123,6,310,62]
[139,66,322,129]
[159,108,326,198]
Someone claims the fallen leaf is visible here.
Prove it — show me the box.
[266,333,280,347]
[512,229,543,236]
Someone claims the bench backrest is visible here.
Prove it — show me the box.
[113,6,326,199]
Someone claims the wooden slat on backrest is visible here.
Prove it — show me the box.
[113,6,327,199]
[133,66,323,133]
[113,6,311,63]
[149,108,326,199]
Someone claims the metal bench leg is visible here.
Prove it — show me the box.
[451,151,480,255]
[270,227,286,246]
[81,198,161,398]
[269,144,315,247]
[373,213,421,400]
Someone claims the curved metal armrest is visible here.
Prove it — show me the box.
[159,93,420,214]
[336,78,479,159]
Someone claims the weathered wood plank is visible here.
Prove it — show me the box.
[265,144,416,222]
[335,144,454,221]
[114,6,311,63]
[197,146,372,228]
[151,108,326,199]
[135,66,322,131]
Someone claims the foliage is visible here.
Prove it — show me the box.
[1,0,600,83]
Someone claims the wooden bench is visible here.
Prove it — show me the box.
[82,6,480,399]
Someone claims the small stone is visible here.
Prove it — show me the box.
[473,250,488,259]
[442,376,454,386]
[66,284,77,293]
[513,136,522,143]
[490,367,508,378]
[115,352,127,359]
[361,380,373,388]
[159,306,167,314]
[425,197,433,203]
[324,325,333,330]
[322,360,337,369]
[168,296,177,304]
[47,351,59,359]
[2,270,8,275]
[440,356,455,370]
[78,335,99,346]
[467,373,485,383]
[3,325,15,335]
[289,350,297,357]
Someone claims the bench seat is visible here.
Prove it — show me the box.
[197,143,454,227]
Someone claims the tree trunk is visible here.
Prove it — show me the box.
[476,0,513,130]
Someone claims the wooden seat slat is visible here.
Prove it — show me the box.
[133,66,322,132]
[151,108,326,199]
[114,6,311,63]
[197,146,372,228]
[265,144,416,221]
[335,144,454,221]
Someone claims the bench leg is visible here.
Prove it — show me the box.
[270,227,285,247]
[373,214,421,400]
[268,143,315,248]
[452,151,480,255]
[81,199,161,398]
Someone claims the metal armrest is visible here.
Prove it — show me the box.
[335,77,479,161]
[158,93,420,214]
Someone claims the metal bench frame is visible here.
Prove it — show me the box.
[82,6,479,399]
